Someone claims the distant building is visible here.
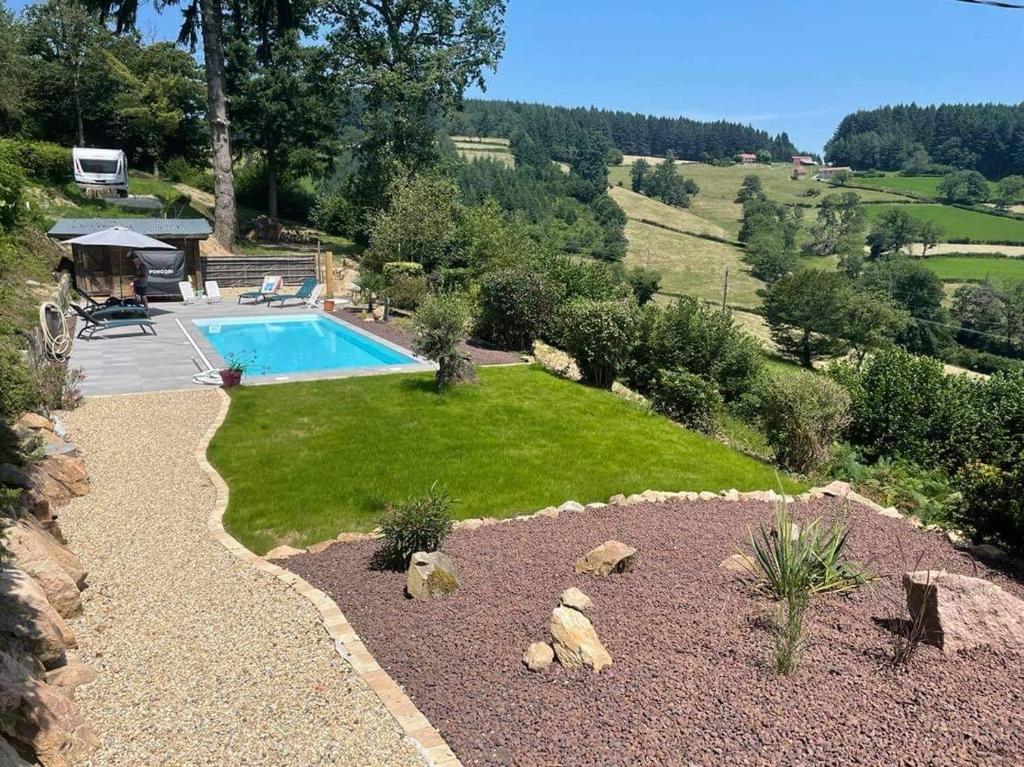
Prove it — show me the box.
[816,166,852,181]
[737,153,757,164]
[792,165,807,178]
[791,155,817,166]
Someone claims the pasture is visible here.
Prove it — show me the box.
[451,135,514,167]
[862,203,1024,244]
[918,255,1024,282]
[850,173,996,200]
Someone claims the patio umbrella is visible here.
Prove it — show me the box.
[65,226,175,299]
[64,226,176,250]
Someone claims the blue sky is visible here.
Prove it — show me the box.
[9,0,1023,153]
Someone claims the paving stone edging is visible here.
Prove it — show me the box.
[194,388,462,767]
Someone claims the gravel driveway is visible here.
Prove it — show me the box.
[59,390,421,766]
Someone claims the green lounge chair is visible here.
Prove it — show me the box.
[71,304,156,339]
[267,277,317,307]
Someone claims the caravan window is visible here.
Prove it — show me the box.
[79,158,119,174]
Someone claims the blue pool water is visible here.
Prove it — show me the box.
[192,314,417,375]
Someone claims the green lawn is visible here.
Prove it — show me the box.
[918,255,1024,282]
[209,365,802,553]
[863,203,1024,244]
[850,174,996,200]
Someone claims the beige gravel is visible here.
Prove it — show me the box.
[59,390,421,766]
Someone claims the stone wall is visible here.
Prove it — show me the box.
[0,412,97,766]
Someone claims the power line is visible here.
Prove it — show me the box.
[954,0,1024,8]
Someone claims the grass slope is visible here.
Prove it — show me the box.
[863,203,1024,244]
[452,135,514,168]
[851,174,996,200]
[918,255,1024,282]
[210,365,801,553]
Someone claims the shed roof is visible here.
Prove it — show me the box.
[48,218,212,240]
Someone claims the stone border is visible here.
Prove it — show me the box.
[193,388,461,767]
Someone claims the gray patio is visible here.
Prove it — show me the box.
[69,300,432,397]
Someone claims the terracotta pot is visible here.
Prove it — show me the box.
[323,299,335,312]
[219,369,243,388]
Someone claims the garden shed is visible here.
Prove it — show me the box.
[48,218,212,298]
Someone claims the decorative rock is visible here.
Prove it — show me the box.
[819,480,851,498]
[49,415,68,439]
[625,494,645,505]
[16,678,98,766]
[0,736,32,766]
[522,641,554,672]
[877,506,904,519]
[305,540,336,555]
[698,491,718,501]
[15,413,53,432]
[371,305,386,321]
[967,543,1009,563]
[535,507,559,519]
[454,518,486,531]
[27,468,70,508]
[41,441,78,458]
[36,456,89,497]
[584,502,607,511]
[679,491,699,501]
[574,540,637,577]
[557,501,584,514]
[335,532,372,543]
[608,494,626,506]
[406,551,460,600]
[740,490,772,502]
[640,490,662,502]
[720,488,740,501]
[719,553,758,575]
[265,545,303,560]
[559,587,593,612]
[4,519,85,618]
[45,663,97,696]
[903,570,1024,654]
[549,606,612,672]
[0,567,75,669]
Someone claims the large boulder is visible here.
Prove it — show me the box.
[405,552,460,601]
[12,679,98,767]
[0,567,75,669]
[574,541,637,577]
[903,570,1024,654]
[549,606,612,672]
[35,457,89,498]
[0,736,32,766]
[24,470,69,509]
[44,664,97,699]
[522,642,553,672]
[4,519,86,618]
[0,465,32,491]
[14,414,52,432]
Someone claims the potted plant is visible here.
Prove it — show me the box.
[219,352,258,388]
[323,295,335,312]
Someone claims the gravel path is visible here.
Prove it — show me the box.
[59,390,421,767]
[291,498,1024,767]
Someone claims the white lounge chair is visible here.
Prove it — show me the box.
[204,280,222,304]
[238,275,282,304]
[178,281,200,305]
[305,283,325,308]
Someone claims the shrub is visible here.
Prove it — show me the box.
[384,275,429,310]
[651,370,723,433]
[162,156,212,190]
[0,139,70,184]
[558,299,640,389]
[476,267,559,351]
[0,152,26,232]
[0,343,37,424]
[377,483,455,569]
[756,371,851,474]
[382,261,425,282]
[413,292,476,391]
[626,266,661,305]
[311,192,358,236]
[953,459,1024,557]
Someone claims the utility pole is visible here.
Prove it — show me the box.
[721,269,729,311]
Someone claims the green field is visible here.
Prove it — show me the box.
[851,174,996,200]
[863,203,1024,244]
[452,135,514,168]
[609,161,906,237]
[610,185,764,310]
[918,255,1024,282]
[210,366,802,553]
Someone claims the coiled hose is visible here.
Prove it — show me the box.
[40,301,72,360]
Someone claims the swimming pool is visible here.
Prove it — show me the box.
[192,314,419,375]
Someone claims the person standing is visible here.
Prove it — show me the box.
[130,253,150,308]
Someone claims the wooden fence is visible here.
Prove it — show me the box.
[201,254,318,287]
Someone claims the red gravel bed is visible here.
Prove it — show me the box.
[288,499,1024,766]
[330,308,523,366]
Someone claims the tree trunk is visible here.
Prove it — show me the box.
[267,151,278,219]
[199,0,237,247]
[800,330,813,369]
[73,76,84,146]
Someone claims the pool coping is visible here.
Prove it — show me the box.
[196,388,461,767]
[186,309,435,386]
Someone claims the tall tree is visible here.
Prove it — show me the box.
[0,6,27,134]
[91,0,272,245]
[804,191,866,256]
[22,0,103,146]
[764,270,852,368]
[324,0,506,233]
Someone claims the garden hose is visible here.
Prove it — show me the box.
[40,301,72,361]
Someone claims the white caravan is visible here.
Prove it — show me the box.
[72,147,129,196]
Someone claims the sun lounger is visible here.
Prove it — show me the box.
[179,281,201,305]
[71,304,156,339]
[266,277,317,307]
[238,275,283,304]
[305,283,325,308]
[204,280,222,303]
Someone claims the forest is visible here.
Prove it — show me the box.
[825,103,1024,178]
[449,99,801,164]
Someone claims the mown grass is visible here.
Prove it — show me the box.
[918,255,1024,282]
[850,174,996,200]
[862,203,1024,244]
[609,162,906,237]
[210,365,803,553]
